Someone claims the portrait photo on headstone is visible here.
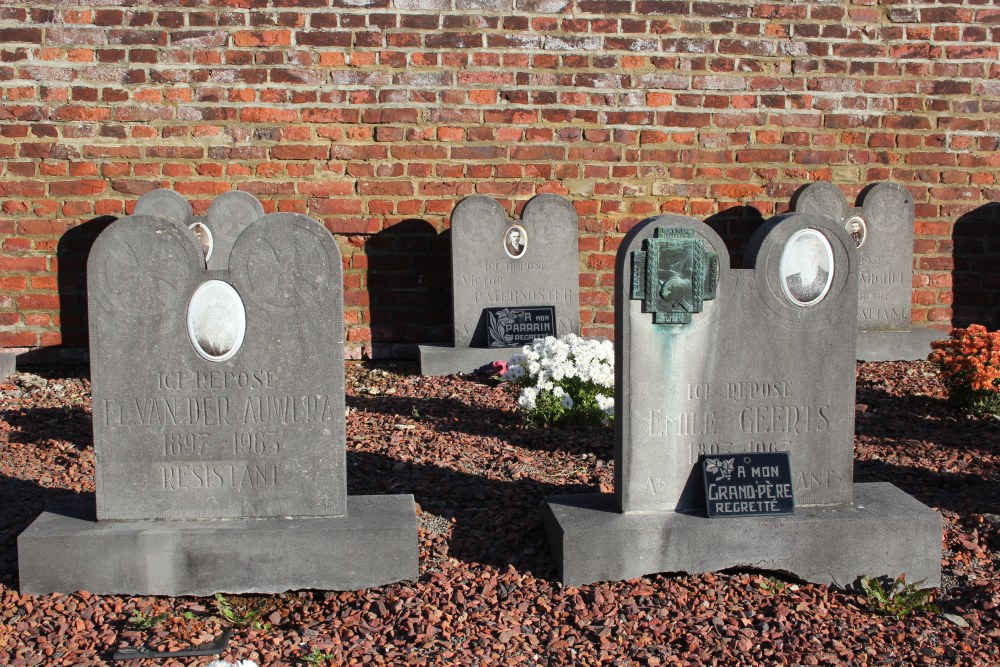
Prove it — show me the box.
[779,228,834,306]
[503,224,528,259]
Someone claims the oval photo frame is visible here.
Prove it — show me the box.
[844,215,867,249]
[186,280,247,362]
[779,228,835,307]
[189,221,214,262]
[503,224,528,259]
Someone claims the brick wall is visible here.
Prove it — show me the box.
[1,1,998,360]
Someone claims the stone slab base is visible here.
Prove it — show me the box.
[543,483,941,588]
[418,344,522,376]
[857,326,945,362]
[18,495,419,596]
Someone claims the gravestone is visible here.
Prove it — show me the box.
[543,212,941,587]
[419,194,581,375]
[0,352,15,379]
[790,182,941,360]
[18,191,418,595]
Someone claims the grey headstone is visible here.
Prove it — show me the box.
[616,214,858,512]
[0,352,15,379]
[791,182,915,332]
[451,194,580,347]
[419,194,580,374]
[135,188,194,225]
[856,183,915,331]
[543,212,941,587]
[205,190,266,270]
[87,211,345,521]
[20,199,419,594]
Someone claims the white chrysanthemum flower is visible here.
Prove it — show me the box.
[595,394,614,413]
[518,387,538,410]
[561,394,574,409]
[551,386,566,398]
[504,365,525,380]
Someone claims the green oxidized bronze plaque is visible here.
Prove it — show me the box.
[631,227,719,324]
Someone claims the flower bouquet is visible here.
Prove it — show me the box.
[500,334,614,427]
[929,324,1000,415]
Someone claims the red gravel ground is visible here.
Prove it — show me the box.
[0,361,998,666]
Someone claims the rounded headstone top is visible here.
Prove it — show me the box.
[134,189,193,224]
[859,182,915,229]
[229,212,342,333]
[746,211,858,329]
[89,214,204,324]
[522,194,578,246]
[790,181,849,222]
[451,195,507,244]
[207,191,265,239]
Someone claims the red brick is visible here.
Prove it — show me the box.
[270,145,329,161]
[0,331,36,347]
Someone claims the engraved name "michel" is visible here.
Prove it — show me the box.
[161,463,277,490]
[860,272,905,285]
[475,288,573,304]
[102,395,337,427]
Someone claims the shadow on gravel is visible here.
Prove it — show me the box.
[8,364,91,381]
[0,405,93,451]
[854,458,999,518]
[0,476,93,589]
[347,393,613,459]
[856,387,1000,453]
[346,450,593,581]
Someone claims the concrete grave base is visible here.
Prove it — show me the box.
[543,483,941,588]
[18,495,419,596]
[856,326,946,362]
[418,344,523,376]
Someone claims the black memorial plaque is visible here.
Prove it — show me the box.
[485,306,556,348]
[702,452,795,518]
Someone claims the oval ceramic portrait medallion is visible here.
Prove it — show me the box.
[189,222,214,262]
[844,215,867,249]
[779,228,834,307]
[503,224,527,259]
[186,280,246,362]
